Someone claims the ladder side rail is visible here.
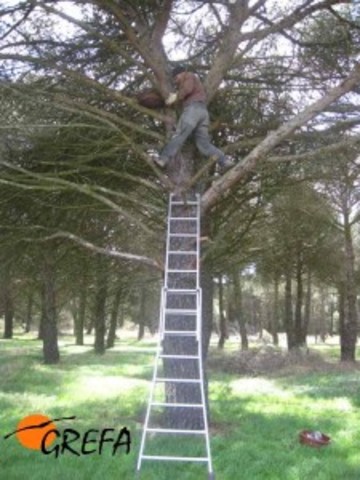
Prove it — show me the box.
[136,331,164,471]
[196,193,201,290]
[197,287,214,477]
[196,193,214,477]
[164,196,174,289]
[196,288,202,343]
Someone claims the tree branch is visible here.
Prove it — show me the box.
[201,62,360,212]
[205,0,351,100]
[24,229,162,270]
[267,136,360,163]
[0,160,157,237]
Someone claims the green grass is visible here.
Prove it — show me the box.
[1,334,360,479]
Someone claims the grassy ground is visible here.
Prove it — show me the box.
[1,333,359,480]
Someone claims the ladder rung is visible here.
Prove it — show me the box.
[167,269,197,273]
[142,455,208,462]
[163,330,197,336]
[159,354,200,359]
[169,233,197,237]
[165,288,198,293]
[170,217,197,221]
[150,402,203,408]
[165,308,197,314]
[145,428,205,435]
[171,201,198,205]
[156,378,201,383]
[168,251,197,255]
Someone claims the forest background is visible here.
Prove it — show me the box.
[1,2,360,479]
[0,0,359,363]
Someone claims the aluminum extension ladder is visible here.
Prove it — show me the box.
[136,192,214,479]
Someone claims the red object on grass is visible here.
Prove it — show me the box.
[299,430,331,447]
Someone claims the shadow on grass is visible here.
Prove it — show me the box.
[208,377,360,480]
[0,337,156,396]
[3,379,359,480]
[275,368,360,410]
[1,337,360,479]
[0,337,153,448]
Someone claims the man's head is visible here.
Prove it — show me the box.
[171,64,187,78]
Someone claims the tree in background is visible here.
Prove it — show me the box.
[0,1,359,372]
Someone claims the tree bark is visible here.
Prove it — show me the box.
[137,287,147,341]
[284,268,294,350]
[294,248,305,347]
[303,270,312,343]
[217,275,227,349]
[201,216,215,360]
[340,218,358,362]
[74,284,86,346]
[2,290,13,340]
[271,275,279,346]
[1,265,13,339]
[107,285,122,348]
[86,317,93,335]
[3,294,14,339]
[93,263,108,355]
[24,291,33,333]
[232,269,248,351]
[318,286,327,343]
[162,192,207,429]
[41,256,60,364]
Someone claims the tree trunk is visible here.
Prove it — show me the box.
[271,275,279,346]
[329,298,335,336]
[340,219,358,362]
[38,306,44,340]
[93,264,108,355]
[217,275,227,349]
[74,285,86,346]
[162,194,201,429]
[107,285,122,348]
[119,303,126,329]
[86,318,93,335]
[201,218,214,360]
[284,268,294,350]
[24,291,33,333]
[3,289,14,339]
[294,249,305,347]
[137,287,147,341]
[200,261,213,421]
[1,266,13,339]
[303,270,312,343]
[232,269,248,351]
[162,146,212,427]
[318,287,327,342]
[41,256,60,364]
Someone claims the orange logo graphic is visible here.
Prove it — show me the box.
[15,414,57,450]
[4,414,76,451]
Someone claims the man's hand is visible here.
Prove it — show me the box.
[165,92,178,105]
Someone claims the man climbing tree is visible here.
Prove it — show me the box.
[152,64,233,173]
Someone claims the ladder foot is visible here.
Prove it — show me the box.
[208,473,215,480]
